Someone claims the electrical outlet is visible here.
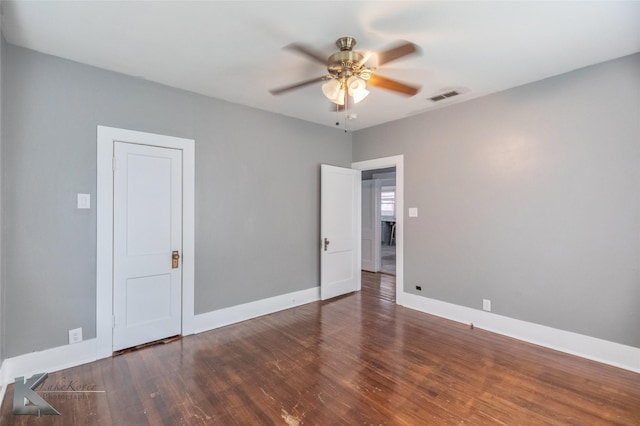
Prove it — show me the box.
[482,299,491,312]
[415,285,422,291]
[69,327,83,344]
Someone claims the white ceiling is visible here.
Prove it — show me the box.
[2,1,639,131]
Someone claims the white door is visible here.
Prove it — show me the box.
[321,164,361,300]
[361,180,380,272]
[113,142,183,351]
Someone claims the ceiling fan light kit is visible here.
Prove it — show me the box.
[270,36,421,113]
[322,75,369,105]
[321,79,344,105]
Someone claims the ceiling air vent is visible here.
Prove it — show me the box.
[428,90,460,102]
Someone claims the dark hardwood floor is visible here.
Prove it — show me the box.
[2,272,639,425]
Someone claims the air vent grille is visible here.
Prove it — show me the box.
[429,90,460,102]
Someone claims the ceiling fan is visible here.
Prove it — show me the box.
[269,36,421,109]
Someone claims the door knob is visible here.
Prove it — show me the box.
[323,238,330,251]
[172,250,180,268]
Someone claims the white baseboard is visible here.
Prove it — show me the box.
[401,292,640,373]
[1,339,98,386]
[193,286,320,334]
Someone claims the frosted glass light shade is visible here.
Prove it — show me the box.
[347,76,369,104]
[322,80,341,102]
[347,76,365,92]
[352,88,369,104]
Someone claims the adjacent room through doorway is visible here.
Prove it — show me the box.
[361,167,396,276]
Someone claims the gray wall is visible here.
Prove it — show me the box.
[2,44,351,358]
[353,53,640,348]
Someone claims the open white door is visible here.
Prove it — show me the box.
[113,142,182,351]
[321,164,361,300]
[361,179,381,272]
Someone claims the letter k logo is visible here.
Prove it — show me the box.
[13,373,61,416]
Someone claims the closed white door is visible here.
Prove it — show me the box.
[321,164,361,300]
[113,142,182,351]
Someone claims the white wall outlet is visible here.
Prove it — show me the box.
[483,299,492,312]
[408,207,418,217]
[69,327,83,344]
[77,193,91,209]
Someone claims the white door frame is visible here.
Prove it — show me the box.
[352,155,404,305]
[96,126,195,359]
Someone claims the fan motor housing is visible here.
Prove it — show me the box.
[327,50,364,77]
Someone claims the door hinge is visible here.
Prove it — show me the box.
[112,157,117,171]
[112,315,116,329]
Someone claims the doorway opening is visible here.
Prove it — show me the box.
[362,167,396,276]
[352,155,404,305]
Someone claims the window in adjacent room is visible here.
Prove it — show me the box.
[381,187,396,218]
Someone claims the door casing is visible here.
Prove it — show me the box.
[97,126,195,358]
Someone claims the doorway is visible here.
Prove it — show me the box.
[96,126,195,357]
[362,167,396,275]
[352,155,404,305]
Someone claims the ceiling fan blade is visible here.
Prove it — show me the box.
[368,74,421,96]
[269,76,327,95]
[376,41,419,66]
[285,43,328,65]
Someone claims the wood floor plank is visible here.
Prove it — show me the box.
[1,271,639,425]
